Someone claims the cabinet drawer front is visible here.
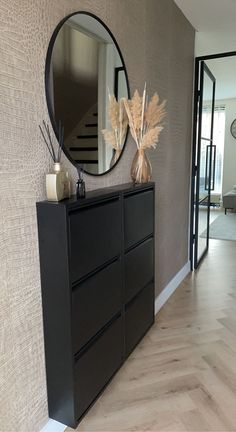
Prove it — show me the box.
[72,260,122,353]
[75,315,123,420]
[124,190,154,250]
[125,283,154,356]
[69,199,121,282]
[125,238,154,303]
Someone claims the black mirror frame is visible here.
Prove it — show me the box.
[45,11,130,176]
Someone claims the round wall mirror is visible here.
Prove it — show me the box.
[45,11,130,175]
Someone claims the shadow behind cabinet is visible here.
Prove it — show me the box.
[36,182,155,428]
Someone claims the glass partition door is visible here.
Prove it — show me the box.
[192,61,216,268]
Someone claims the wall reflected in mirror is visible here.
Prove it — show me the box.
[47,13,129,175]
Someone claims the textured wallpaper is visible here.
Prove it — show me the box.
[0,0,194,430]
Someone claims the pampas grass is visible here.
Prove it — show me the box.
[123,84,166,150]
[123,84,166,183]
[101,85,166,182]
[102,94,128,152]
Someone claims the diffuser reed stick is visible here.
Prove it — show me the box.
[39,120,64,163]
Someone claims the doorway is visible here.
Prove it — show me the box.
[190,51,236,270]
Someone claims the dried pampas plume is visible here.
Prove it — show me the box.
[145,94,166,129]
[141,126,164,149]
[123,84,166,150]
[130,90,142,132]
[107,94,119,131]
[102,130,117,150]
[102,93,128,151]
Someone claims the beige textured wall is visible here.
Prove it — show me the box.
[145,0,194,293]
[0,1,194,431]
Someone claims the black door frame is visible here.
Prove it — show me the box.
[192,61,216,269]
[190,50,236,270]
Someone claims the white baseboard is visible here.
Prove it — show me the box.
[40,419,66,432]
[155,261,191,315]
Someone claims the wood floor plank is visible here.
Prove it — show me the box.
[180,409,212,431]
[188,387,234,431]
[67,239,236,432]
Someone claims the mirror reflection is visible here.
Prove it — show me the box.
[47,12,129,175]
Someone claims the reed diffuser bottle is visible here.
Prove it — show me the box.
[39,120,70,202]
[46,162,70,202]
[76,167,86,199]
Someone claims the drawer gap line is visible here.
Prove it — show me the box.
[125,234,154,254]
[74,312,122,360]
[125,279,154,308]
[71,255,121,289]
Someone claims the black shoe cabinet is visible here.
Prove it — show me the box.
[36,182,155,428]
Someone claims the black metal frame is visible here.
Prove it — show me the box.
[190,50,236,269]
[205,144,216,191]
[191,61,215,269]
[114,67,125,99]
[45,11,130,177]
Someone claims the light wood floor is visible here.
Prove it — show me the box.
[68,239,236,432]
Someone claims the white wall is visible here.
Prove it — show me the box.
[221,98,236,195]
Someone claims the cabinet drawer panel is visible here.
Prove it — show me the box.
[70,199,121,282]
[125,238,154,303]
[75,316,123,420]
[124,190,154,250]
[125,283,154,356]
[72,260,122,353]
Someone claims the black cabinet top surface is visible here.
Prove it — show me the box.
[37,182,155,210]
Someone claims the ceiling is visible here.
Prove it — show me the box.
[205,57,236,100]
[174,0,236,99]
